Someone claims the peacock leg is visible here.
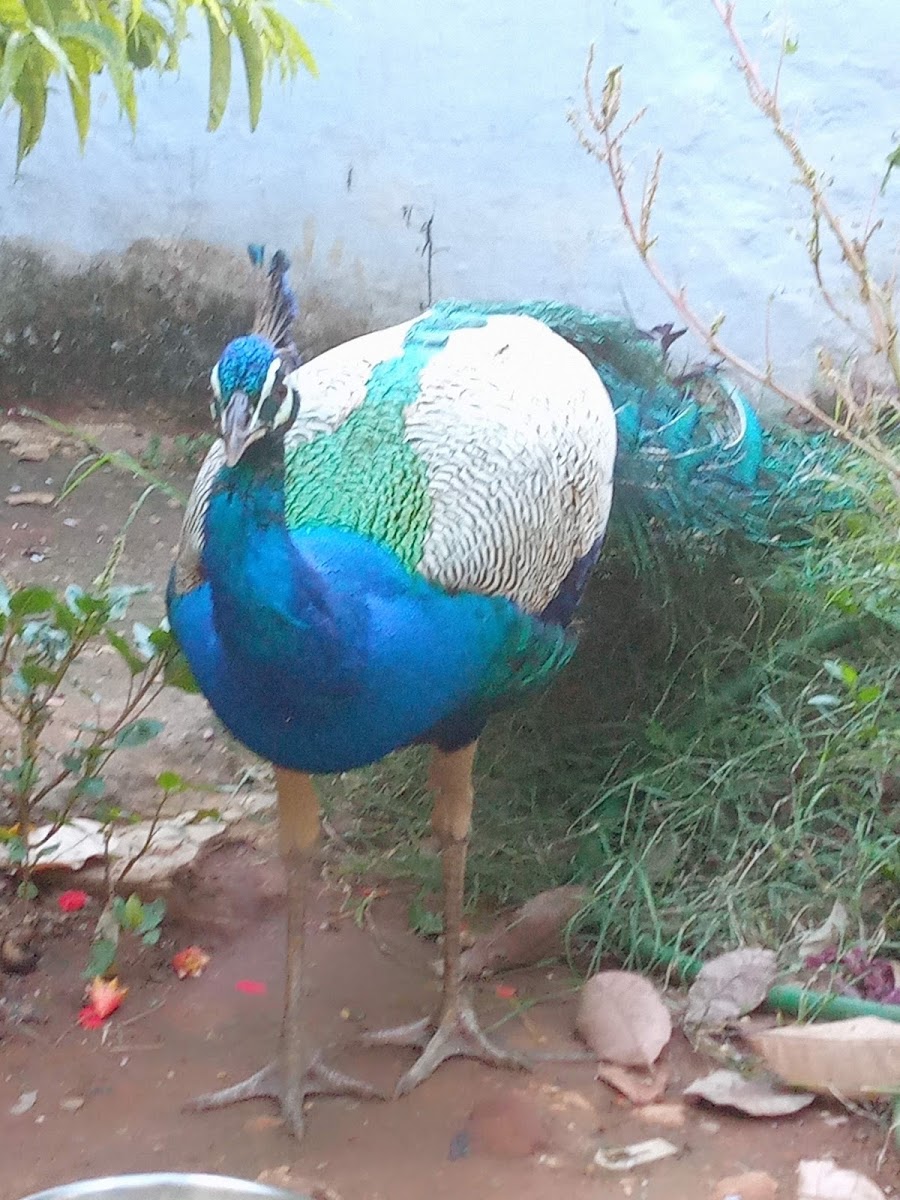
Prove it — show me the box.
[186,768,380,1137]
[363,743,529,1096]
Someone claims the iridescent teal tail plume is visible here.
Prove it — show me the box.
[439,299,850,553]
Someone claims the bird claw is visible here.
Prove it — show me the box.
[186,1054,384,1138]
[361,999,531,1096]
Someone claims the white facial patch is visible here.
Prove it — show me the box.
[251,357,283,425]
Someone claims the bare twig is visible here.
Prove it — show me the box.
[571,34,900,494]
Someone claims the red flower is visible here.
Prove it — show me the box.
[494,984,518,1000]
[77,1006,104,1030]
[58,890,89,913]
[235,979,267,996]
[172,946,210,979]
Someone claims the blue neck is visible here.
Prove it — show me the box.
[202,455,362,695]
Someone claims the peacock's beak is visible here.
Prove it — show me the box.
[221,391,255,466]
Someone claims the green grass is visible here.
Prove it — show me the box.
[322,457,899,965]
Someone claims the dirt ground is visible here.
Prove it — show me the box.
[0,416,897,1200]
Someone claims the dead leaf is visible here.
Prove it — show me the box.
[457,886,587,978]
[595,1060,670,1105]
[576,970,672,1067]
[593,1137,679,1171]
[798,901,849,960]
[797,1160,885,1200]
[752,1016,900,1100]
[683,1069,814,1116]
[0,814,230,881]
[6,491,55,507]
[685,948,777,1030]
[710,1170,778,1200]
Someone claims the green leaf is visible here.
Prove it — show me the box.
[205,5,231,131]
[29,24,80,86]
[14,52,48,166]
[73,775,106,800]
[0,0,29,25]
[138,896,165,933]
[0,30,31,104]
[83,936,117,978]
[855,684,882,705]
[156,770,186,792]
[107,629,146,674]
[112,717,164,748]
[232,7,263,128]
[122,891,143,929]
[19,659,57,688]
[881,145,900,194]
[9,585,55,617]
[7,834,28,864]
[17,878,38,900]
[163,648,200,693]
[142,927,161,945]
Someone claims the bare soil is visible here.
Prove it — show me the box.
[1,419,897,1200]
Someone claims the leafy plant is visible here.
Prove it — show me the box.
[86,890,166,977]
[0,503,197,895]
[0,0,319,166]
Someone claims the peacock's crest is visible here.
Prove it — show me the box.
[214,334,282,405]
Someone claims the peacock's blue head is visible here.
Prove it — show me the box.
[211,334,300,466]
[211,248,301,466]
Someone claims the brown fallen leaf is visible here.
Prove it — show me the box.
[685,948,777,1030]
[458,886,586,978]
[751,1016,900,1100]
[6,491,55,507]
[595,1060,669,1105]
[576,970,672,1067]
[797,1160,886,1200]
[683,1068,815,1116]
[710,1170,778,1200]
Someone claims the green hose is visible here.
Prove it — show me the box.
[633,935,900,1023]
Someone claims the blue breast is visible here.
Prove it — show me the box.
[167,478,564,773]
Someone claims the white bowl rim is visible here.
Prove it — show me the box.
[18,1172,310,1200]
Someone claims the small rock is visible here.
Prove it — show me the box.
[711,1170,778,1200]
[60,1095,85,1113]
[10,1090,38,1116]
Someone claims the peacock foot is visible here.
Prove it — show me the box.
[362,996,530,1096]
[185,1053,384,1139]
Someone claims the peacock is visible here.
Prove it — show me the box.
[166,249,846,1137]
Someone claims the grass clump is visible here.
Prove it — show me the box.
[324,451,898,962]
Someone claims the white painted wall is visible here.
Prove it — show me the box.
[2,0,897,382]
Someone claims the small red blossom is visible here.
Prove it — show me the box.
[58,890,89,913]
[494,984,518,1000]
[77,1006,105,1030]
[172,945,210,980]
[89,976,127,1018]
[235,979,267,996]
